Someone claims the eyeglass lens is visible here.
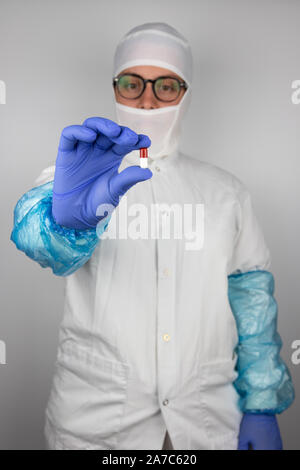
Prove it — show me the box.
[116,74,181,102]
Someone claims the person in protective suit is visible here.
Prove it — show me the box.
[11,22,295,450]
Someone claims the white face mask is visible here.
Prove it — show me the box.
[114,87,191,161]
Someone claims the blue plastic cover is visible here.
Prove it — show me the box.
[228,269,295,414]
[10,181,110,276]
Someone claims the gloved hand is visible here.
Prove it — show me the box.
[52,117,152,229]
[238,413,283,450]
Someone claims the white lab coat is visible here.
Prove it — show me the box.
[35,149,271,450]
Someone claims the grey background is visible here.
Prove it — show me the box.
[0,0,299,449]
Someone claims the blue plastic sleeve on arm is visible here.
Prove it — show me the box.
[10,181,111,277]
[228,270,295,414]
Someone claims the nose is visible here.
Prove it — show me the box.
[138,81,160,109]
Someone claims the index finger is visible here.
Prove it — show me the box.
[83,117,122,140]
[59,125,97,151]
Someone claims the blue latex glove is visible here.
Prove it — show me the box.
[238,413,283,450]
[52,117,152,229]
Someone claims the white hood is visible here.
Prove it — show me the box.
[112,22,193,163]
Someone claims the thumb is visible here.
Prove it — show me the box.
[110,165,152,199]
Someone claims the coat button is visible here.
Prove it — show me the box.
[163,333,170,342]
[162,268,170,278]
[163,399,169,406]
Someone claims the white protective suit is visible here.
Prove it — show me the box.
[29,23,274,449]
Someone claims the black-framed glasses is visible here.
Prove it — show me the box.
[112,73,188,102]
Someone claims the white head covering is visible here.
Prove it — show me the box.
[112,22,193,161]
[113,22,193,86]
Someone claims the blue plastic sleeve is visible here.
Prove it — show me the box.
[10,181,110,277]
[228,270,295,414]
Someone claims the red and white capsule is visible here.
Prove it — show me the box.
[140,147,148,168]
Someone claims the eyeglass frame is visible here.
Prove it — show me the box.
[112,72,188,102]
